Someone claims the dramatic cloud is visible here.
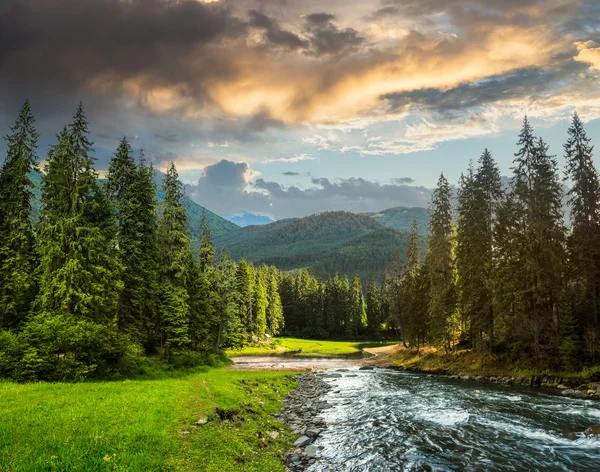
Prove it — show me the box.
[249,10,308,50]
[186,159,430,217]
[1,0,599,217]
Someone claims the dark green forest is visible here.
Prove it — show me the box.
[2,101,600,380]
[0,102,378,381]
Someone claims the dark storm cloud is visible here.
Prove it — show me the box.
[0,0,245,114]
[303,12,364,56]
[248,9,309,49]
[305,13,336,25]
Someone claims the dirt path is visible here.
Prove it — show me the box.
[229,344,400,370]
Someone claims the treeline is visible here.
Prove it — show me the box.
[387,114,600,370]
[0,102,286,381]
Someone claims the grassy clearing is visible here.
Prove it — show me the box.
[0,368,296,472]
[226,337,395,358]
[386,346,600,382]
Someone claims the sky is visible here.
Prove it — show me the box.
[1,0,600,218]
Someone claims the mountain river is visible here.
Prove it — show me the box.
[303,367,600,471]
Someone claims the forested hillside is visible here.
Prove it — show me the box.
[214,212,411,282]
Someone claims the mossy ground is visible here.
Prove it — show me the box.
[0,368,297,471]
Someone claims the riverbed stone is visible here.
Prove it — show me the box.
[279,372,333,469]
[305,445,317,458]
[561,388,588,399]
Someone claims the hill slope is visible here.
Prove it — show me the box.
[365,206,429,235]
[214,211,410,281]
[29,171,238,238]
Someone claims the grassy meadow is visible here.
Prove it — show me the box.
[0,369,296,472]
[225,337,394,358]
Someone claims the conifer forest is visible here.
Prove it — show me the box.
[1,101,600,381]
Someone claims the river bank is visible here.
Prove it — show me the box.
[372,345,600,401]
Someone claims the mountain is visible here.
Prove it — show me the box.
[365,206,429,235]
[220,211,277,227]
[214,211,410,282]
[28,170,239,238]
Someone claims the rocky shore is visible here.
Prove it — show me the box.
[388,364,600,400]
[274,372,333,471]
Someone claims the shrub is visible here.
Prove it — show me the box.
[3,313,144,382]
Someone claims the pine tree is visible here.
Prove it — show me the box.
[427,173,456,352]
[0,100,39,329]
[235,258,254,344]
[157,163,191,359]
[37,106,121,324]
[564,112,600,333]
[266,266,284,336]
[365,282,382,339]
[188,209,219,351]
[106,138,145,340]
[456,151,502,351]
[134,155,160,350]
[198,210,216,273]
[402,216,424,347]
[253,268,268,340]
[215,248,238,350]
[348,274,366,337]
[407,216,420,277]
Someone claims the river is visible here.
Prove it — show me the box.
[304,367,600,471]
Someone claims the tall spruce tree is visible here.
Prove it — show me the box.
[402,216,423,347]
[266,266,284,336]
[427,173,456,352]
[253,268,268,340]
[348,273,366,337]
[157,163,191,360]
[456,151,502,351]
[0,100,39,329]
[106,138,146,340]
[134,155,160,349]
[365,282,383,339]
[235,258,254,344]
[37,105,121,324]
[564,112,600,333]
[215,248,238,350]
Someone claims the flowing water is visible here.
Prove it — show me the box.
[306,367,600,471]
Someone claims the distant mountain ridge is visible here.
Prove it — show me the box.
[220,211,277,227]
[214,210,412,282]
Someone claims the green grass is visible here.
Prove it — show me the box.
[226,337,393,358]
[0,369,296,471]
